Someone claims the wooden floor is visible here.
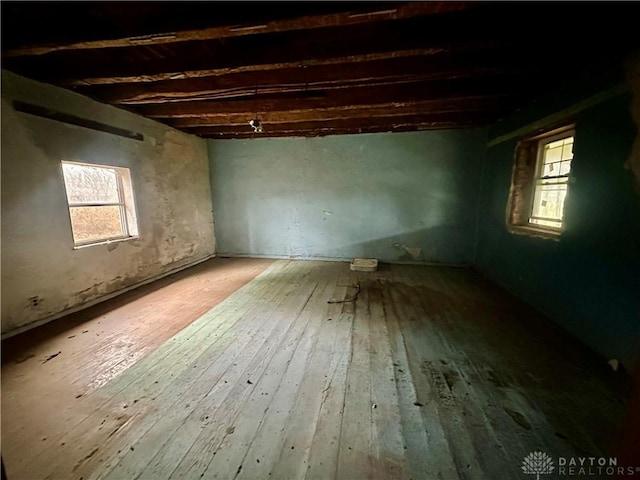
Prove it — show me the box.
[1,258,632,480]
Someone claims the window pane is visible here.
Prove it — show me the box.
[69,206,125,243]
[62,163,120,203]
[540,135,573,182]
[561,142,574,160]
[531,184,568,224]
[546,138,565,150]
[544,145,563,164]
[543,162,559,176]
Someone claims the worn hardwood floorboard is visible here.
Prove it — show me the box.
[1,257,273,477]
[2,259,631,480]
[29,261,305,480]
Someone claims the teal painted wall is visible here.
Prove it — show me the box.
[476,74,640,371]
[208,130,486,264]
[207,67,639,371]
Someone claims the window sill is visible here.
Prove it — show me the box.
[73,236,139,250]
[507,224,562,241]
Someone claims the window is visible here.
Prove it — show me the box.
[61,161,138,246]
[506,125,574,236]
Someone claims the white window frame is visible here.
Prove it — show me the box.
[506,124,575,239]
[61,161,139,248]
[528,128,575,232]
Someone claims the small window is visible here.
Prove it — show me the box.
[506,125,574,236]
[61,161,138,247]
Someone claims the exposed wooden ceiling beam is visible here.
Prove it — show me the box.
[3,3,638,140]
[133,78,527,119]
[80,52,531,105]
[165,95,522,128]
[2,2,477,58]
[198,122,483,139]
[185,112,496,137]
[61,42,502,86]
[6,9,509,86]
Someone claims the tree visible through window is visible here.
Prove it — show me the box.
[61,161,138,246]
[506,125,575,236]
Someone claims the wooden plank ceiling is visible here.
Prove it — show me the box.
[2,2,639,139]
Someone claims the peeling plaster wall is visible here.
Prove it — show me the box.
[208,129,485,264]
[1,70,215,335]
[475,60,640,371]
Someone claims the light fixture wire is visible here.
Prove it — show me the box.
[249,82,263,133]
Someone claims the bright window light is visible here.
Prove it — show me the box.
[61,161,138,246]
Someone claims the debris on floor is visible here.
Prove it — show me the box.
[328,283,361,304]
[42,351,62,364]
[350,258,378,272]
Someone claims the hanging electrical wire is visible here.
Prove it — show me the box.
[249,83,263,133]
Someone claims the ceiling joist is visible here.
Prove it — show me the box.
[2,2,477,57]
[9,9,510,86]
[166,96,522,128]
[197,122,481,139]
[62,43,501,86]
[3,2,638,139]
[135,78,529,119]
[185,112,497,138]
[79,51,532,105]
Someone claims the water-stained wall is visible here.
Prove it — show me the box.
[208,129,485,264]
[1,70,215,335]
